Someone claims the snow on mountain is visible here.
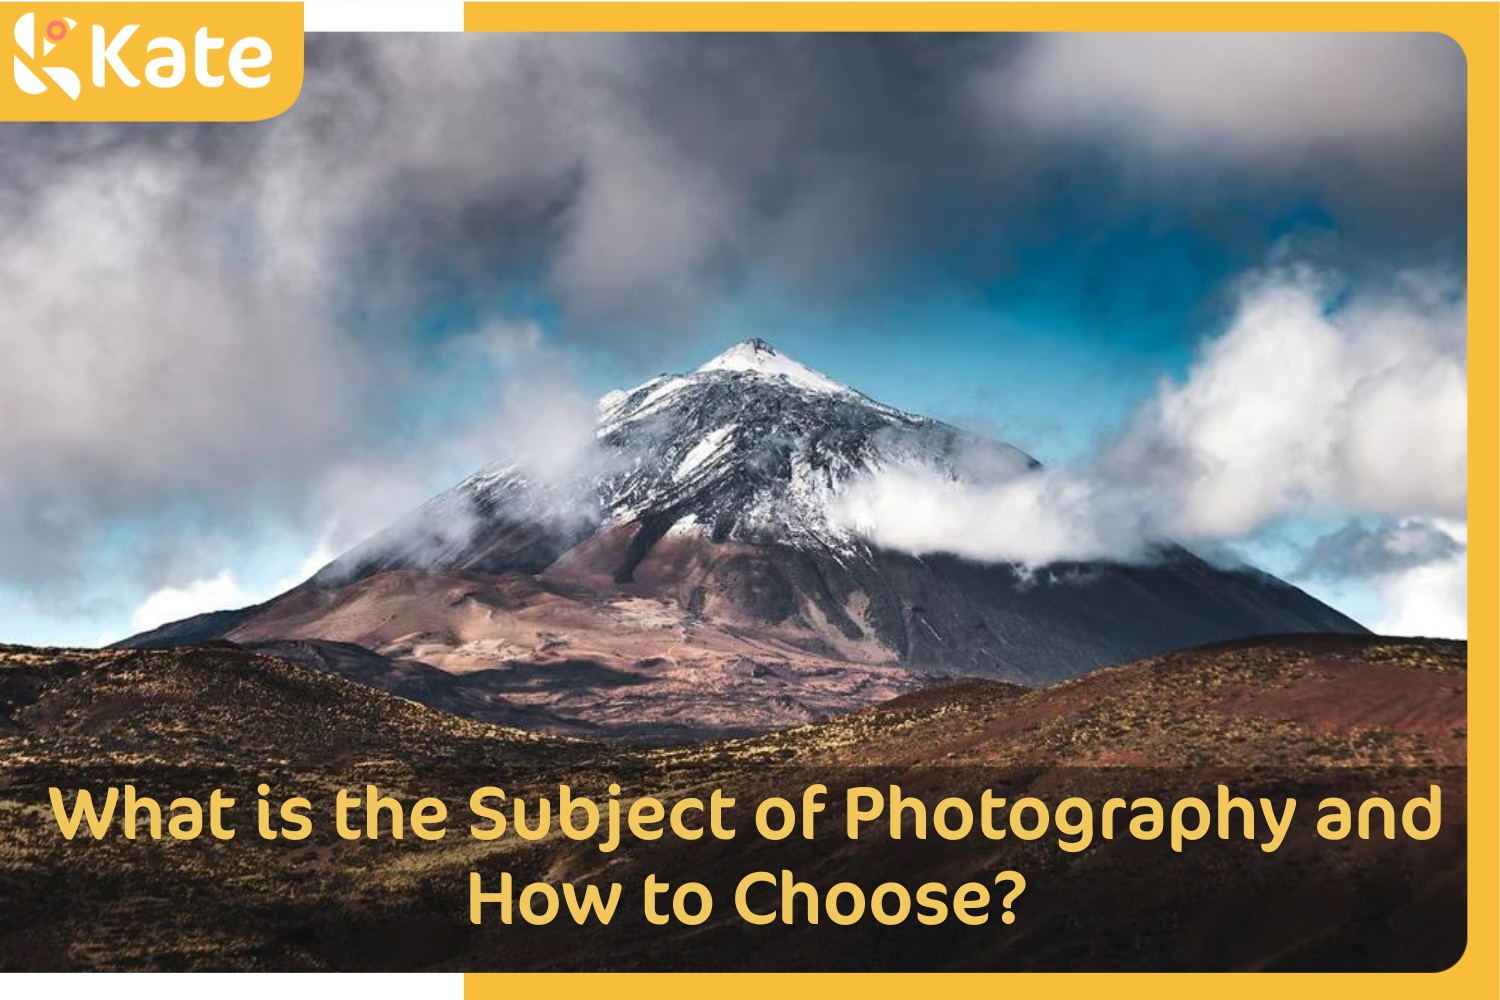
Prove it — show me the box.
[694,337,856,396]
[673,424,738,482]
[565,338,1035,560]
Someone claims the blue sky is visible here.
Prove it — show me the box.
[0,32,1468,645]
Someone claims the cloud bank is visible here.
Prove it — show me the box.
[836,262,1467,588]
[0,33,1466,640]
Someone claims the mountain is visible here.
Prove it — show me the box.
[0,635,1465,970]
[118,339,1364,737]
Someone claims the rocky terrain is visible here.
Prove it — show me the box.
[0,635,1465,971]
[117,340,1364,738]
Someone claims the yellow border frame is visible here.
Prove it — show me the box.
[460,3,1499,995]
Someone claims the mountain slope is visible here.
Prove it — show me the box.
[119,339,1363,737]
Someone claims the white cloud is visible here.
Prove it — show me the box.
[272,540,338,594]
[128,541,334,634]
[836,261,1467,633]
[835,461,1153,567]
[1116,263,1466,536]
[462,320,614,489]
[130,570,251,632]
[1372,521,1467,638]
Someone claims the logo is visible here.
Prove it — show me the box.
[13,12,79,99]
[1,3,302,121]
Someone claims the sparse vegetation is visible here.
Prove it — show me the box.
[0,635,1466,971]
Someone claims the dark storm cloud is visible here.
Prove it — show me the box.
[284,32,1466,339]
[317,33,1040,337]
[1001,33,1467,246]
[0,32,1467,604]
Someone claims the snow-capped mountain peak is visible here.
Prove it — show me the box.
[324,338,1036,586]
[126,336,1368,709]
[695,338,854,397]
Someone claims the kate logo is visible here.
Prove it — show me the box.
[1,3,303,121]
[12,11,80,99]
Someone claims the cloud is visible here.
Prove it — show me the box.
[0,33,1466,639]
[1010,33,1462,152]
[299,321,614,568]
[130,570,250,633]
[0,135,364,589]
[1295,518,1465,580]
[1369,522,1467,638]
[1112,262,1466,535]
[837,259,1466,573]
[835,456,1155,567]
[2,35,999,599]
[455,320,615,488]
[292,321,624,584]
[1291,517,1468,638]
[1000,33,1465,228]
[129,541,335,633]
